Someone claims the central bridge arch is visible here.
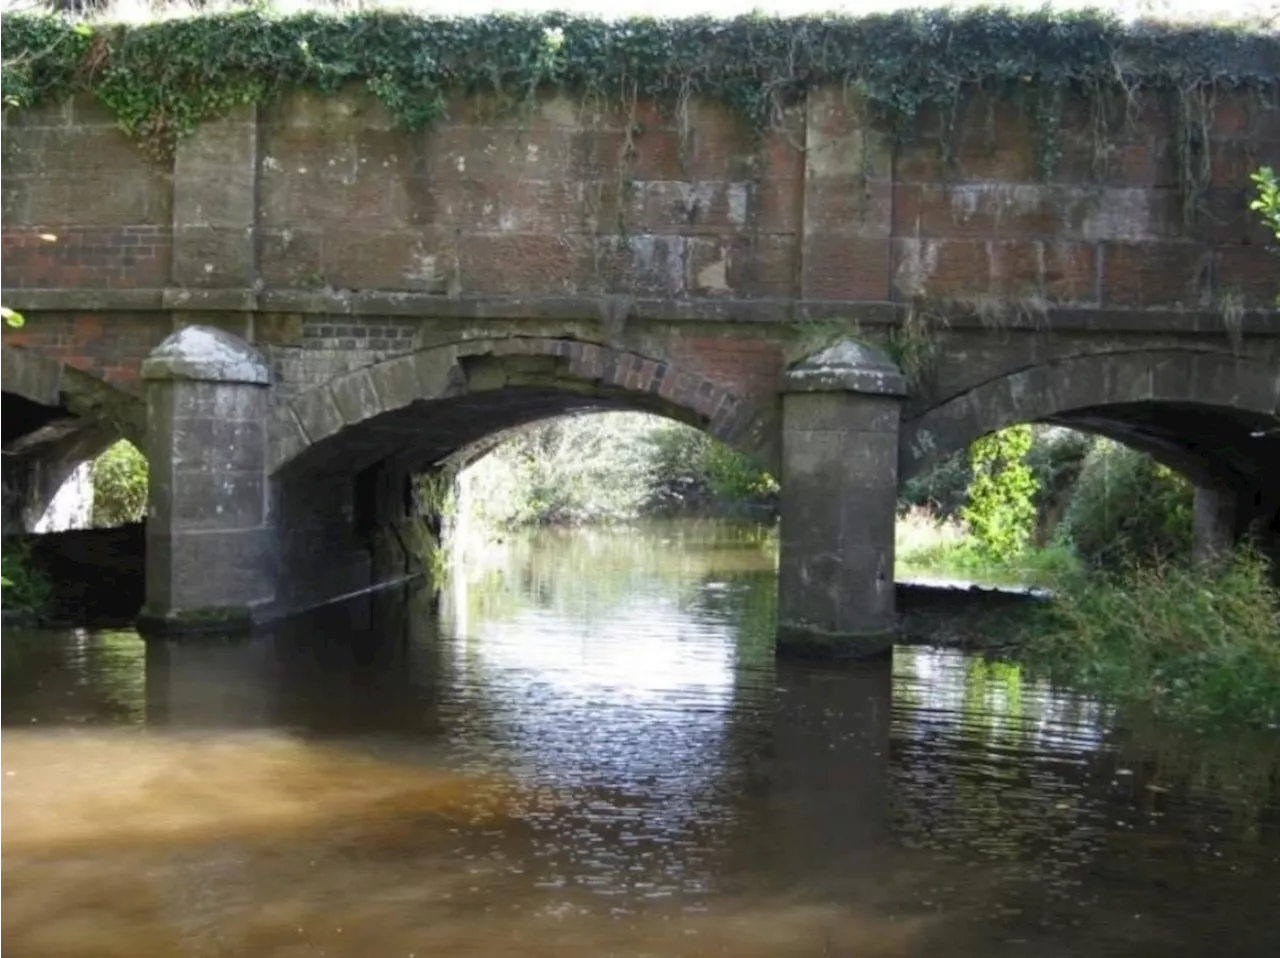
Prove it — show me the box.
[269,336,776,479]
[262,336,777,618]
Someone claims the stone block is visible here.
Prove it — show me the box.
[367,354,423,412]
[259,229,324,286]
[174,110,256,229]
[459,232,585,297]
[172,225,255,287]
[330,368,382,426]
[150,469,266,533]
[1,345,62,405]
[292,385,345,444]
[802,236,892,300]
[805,177,893,237]
[7,169,172,227]
[260,167,408,229]
[171,417,265,473]
[145,526,276,612]
[412,346,460,398]
[323,228,456,292]
[1101,242,1212,308]
[777,386,902,648]
[782,392,901,433]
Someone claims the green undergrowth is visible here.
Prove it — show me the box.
[897,536,1078,587]
[3,7,1277,214]
[1,540,53,622]
[1016,549,1280,727]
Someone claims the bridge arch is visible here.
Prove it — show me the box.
[901,348,1280,489]
[269,336,776,479]
[2,345,146,532]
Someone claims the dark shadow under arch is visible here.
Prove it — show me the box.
[269,337,777,479]
[901,349,1280,488]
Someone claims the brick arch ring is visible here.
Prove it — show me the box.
[900,348,1280,483]
[267,336,774,476]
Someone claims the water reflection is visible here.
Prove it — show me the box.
[3,521,1279,956]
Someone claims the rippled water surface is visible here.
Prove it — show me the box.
[4,521,1279,957]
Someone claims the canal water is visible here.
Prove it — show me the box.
[3,521,1278,957]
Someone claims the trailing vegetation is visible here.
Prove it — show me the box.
[1019,548,1280,726]
[90,439,148,528]
[2,6,1277,223]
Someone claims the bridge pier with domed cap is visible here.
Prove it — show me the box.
[777,341,907,659]
[138,325,276,636]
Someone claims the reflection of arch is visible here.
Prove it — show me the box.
[269,337,775,477]
[901,349,1280,486]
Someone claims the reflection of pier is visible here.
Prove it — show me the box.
[757,659,892,888]
[144,584,430,730]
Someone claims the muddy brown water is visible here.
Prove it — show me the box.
[3,521,1278,956]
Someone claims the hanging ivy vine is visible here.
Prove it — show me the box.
[2,8,1277,206]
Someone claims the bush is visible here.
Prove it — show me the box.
[899,450,971,518]
[1021,548,1280,726]
[90,440,147,528]
[1,540,52,620]
[648,424,776,508]
[1058,440,1193,570]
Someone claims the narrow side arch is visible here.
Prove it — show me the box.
[268,337,778,478]
[900,348,1280,484]
[2,345,147,532]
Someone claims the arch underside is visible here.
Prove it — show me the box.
[272,338,773,480]
[903,349,1280,490]
[285,385,687,479]
[1050,401,1279,490]
[2,346,146,531]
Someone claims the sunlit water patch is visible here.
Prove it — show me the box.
[3,521,1278,956]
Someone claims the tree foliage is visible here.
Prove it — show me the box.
[90,439,147,528]
[1058,439,1194,570]
[961,425,1038,562]
[460,412,774,528]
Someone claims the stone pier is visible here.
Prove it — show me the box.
[1192,485,1238,567]
[777,342,907,658]
[139,326,275,635]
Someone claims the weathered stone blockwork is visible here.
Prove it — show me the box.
[2,81,1278,644]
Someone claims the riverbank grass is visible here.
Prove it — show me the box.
[1019,549,1280,726]
[894,507,1076,586]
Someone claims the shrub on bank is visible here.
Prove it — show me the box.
[1058,440,1194,570]
[1020,548,1280,726]
[648,425,777,512]
[1,540,52,621]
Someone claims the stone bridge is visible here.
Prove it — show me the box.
[3,70,1278,652]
